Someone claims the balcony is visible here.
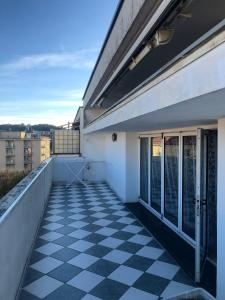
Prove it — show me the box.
[24,148,32,156]
[0,156,197,300]
[6,150,15,157]
[5,144,15,149]
[24,159,32,165]
[6,158,15,166]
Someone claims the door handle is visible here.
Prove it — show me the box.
[193,198,207,205]
[201,199,207,205]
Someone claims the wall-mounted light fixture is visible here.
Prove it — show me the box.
[112,133,117,142]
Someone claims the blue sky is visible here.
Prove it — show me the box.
[0,0,118,125]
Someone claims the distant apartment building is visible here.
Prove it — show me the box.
[0,131,50,172]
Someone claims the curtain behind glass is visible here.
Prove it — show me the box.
[151,137,161,213]
[164,136,179,226]
[182,136,196,239]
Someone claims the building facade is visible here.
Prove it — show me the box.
[76,0,225,298]
[0,132,50,172]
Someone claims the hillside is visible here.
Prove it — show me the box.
[0,124,58,132]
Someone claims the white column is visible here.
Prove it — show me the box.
[217,118,225,300]
[125,132,140,203]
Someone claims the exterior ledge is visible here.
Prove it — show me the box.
[0,158,52,217]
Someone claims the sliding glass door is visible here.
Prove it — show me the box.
[164,136,179,226]
[140,132,199,241]
[140,129,218,284]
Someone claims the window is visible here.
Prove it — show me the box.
[5,140,15,148]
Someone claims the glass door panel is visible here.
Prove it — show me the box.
[140,137,149,203]
[206,130,217,264]
[150,137,161,213]
[164,136,179,226]
[182,136,196,239]
[195,129,217,283]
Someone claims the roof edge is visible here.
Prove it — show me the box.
[82,0,124,101]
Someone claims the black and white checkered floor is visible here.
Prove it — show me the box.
[20,183,195,300]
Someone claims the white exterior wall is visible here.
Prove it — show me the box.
[126,132,140,202]
[79,107,84,155]
[82,132,140,202]
[83,133,106,161]
[105,133,127,200]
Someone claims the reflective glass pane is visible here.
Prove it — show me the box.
[182,136,196,239]
[150,137,161,213]
[164,136,179,226]
[140,138,149,203]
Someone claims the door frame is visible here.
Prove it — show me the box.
[195,128,203,283]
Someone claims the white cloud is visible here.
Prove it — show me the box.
[44,99,83,108]
[0,48,99,73]
[62,88,84,100]
[0,87,84,125]
[0,110,76,126]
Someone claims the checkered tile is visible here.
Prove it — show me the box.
[19,183,195,299]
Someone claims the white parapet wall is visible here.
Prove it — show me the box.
[0,158,53,300]
[52,155,106,183]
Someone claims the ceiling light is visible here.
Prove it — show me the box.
[97,97,105,107]
[129,28,174,71]
[152,28,174,48]
[177,13,192,20]
[129,42,152,70]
